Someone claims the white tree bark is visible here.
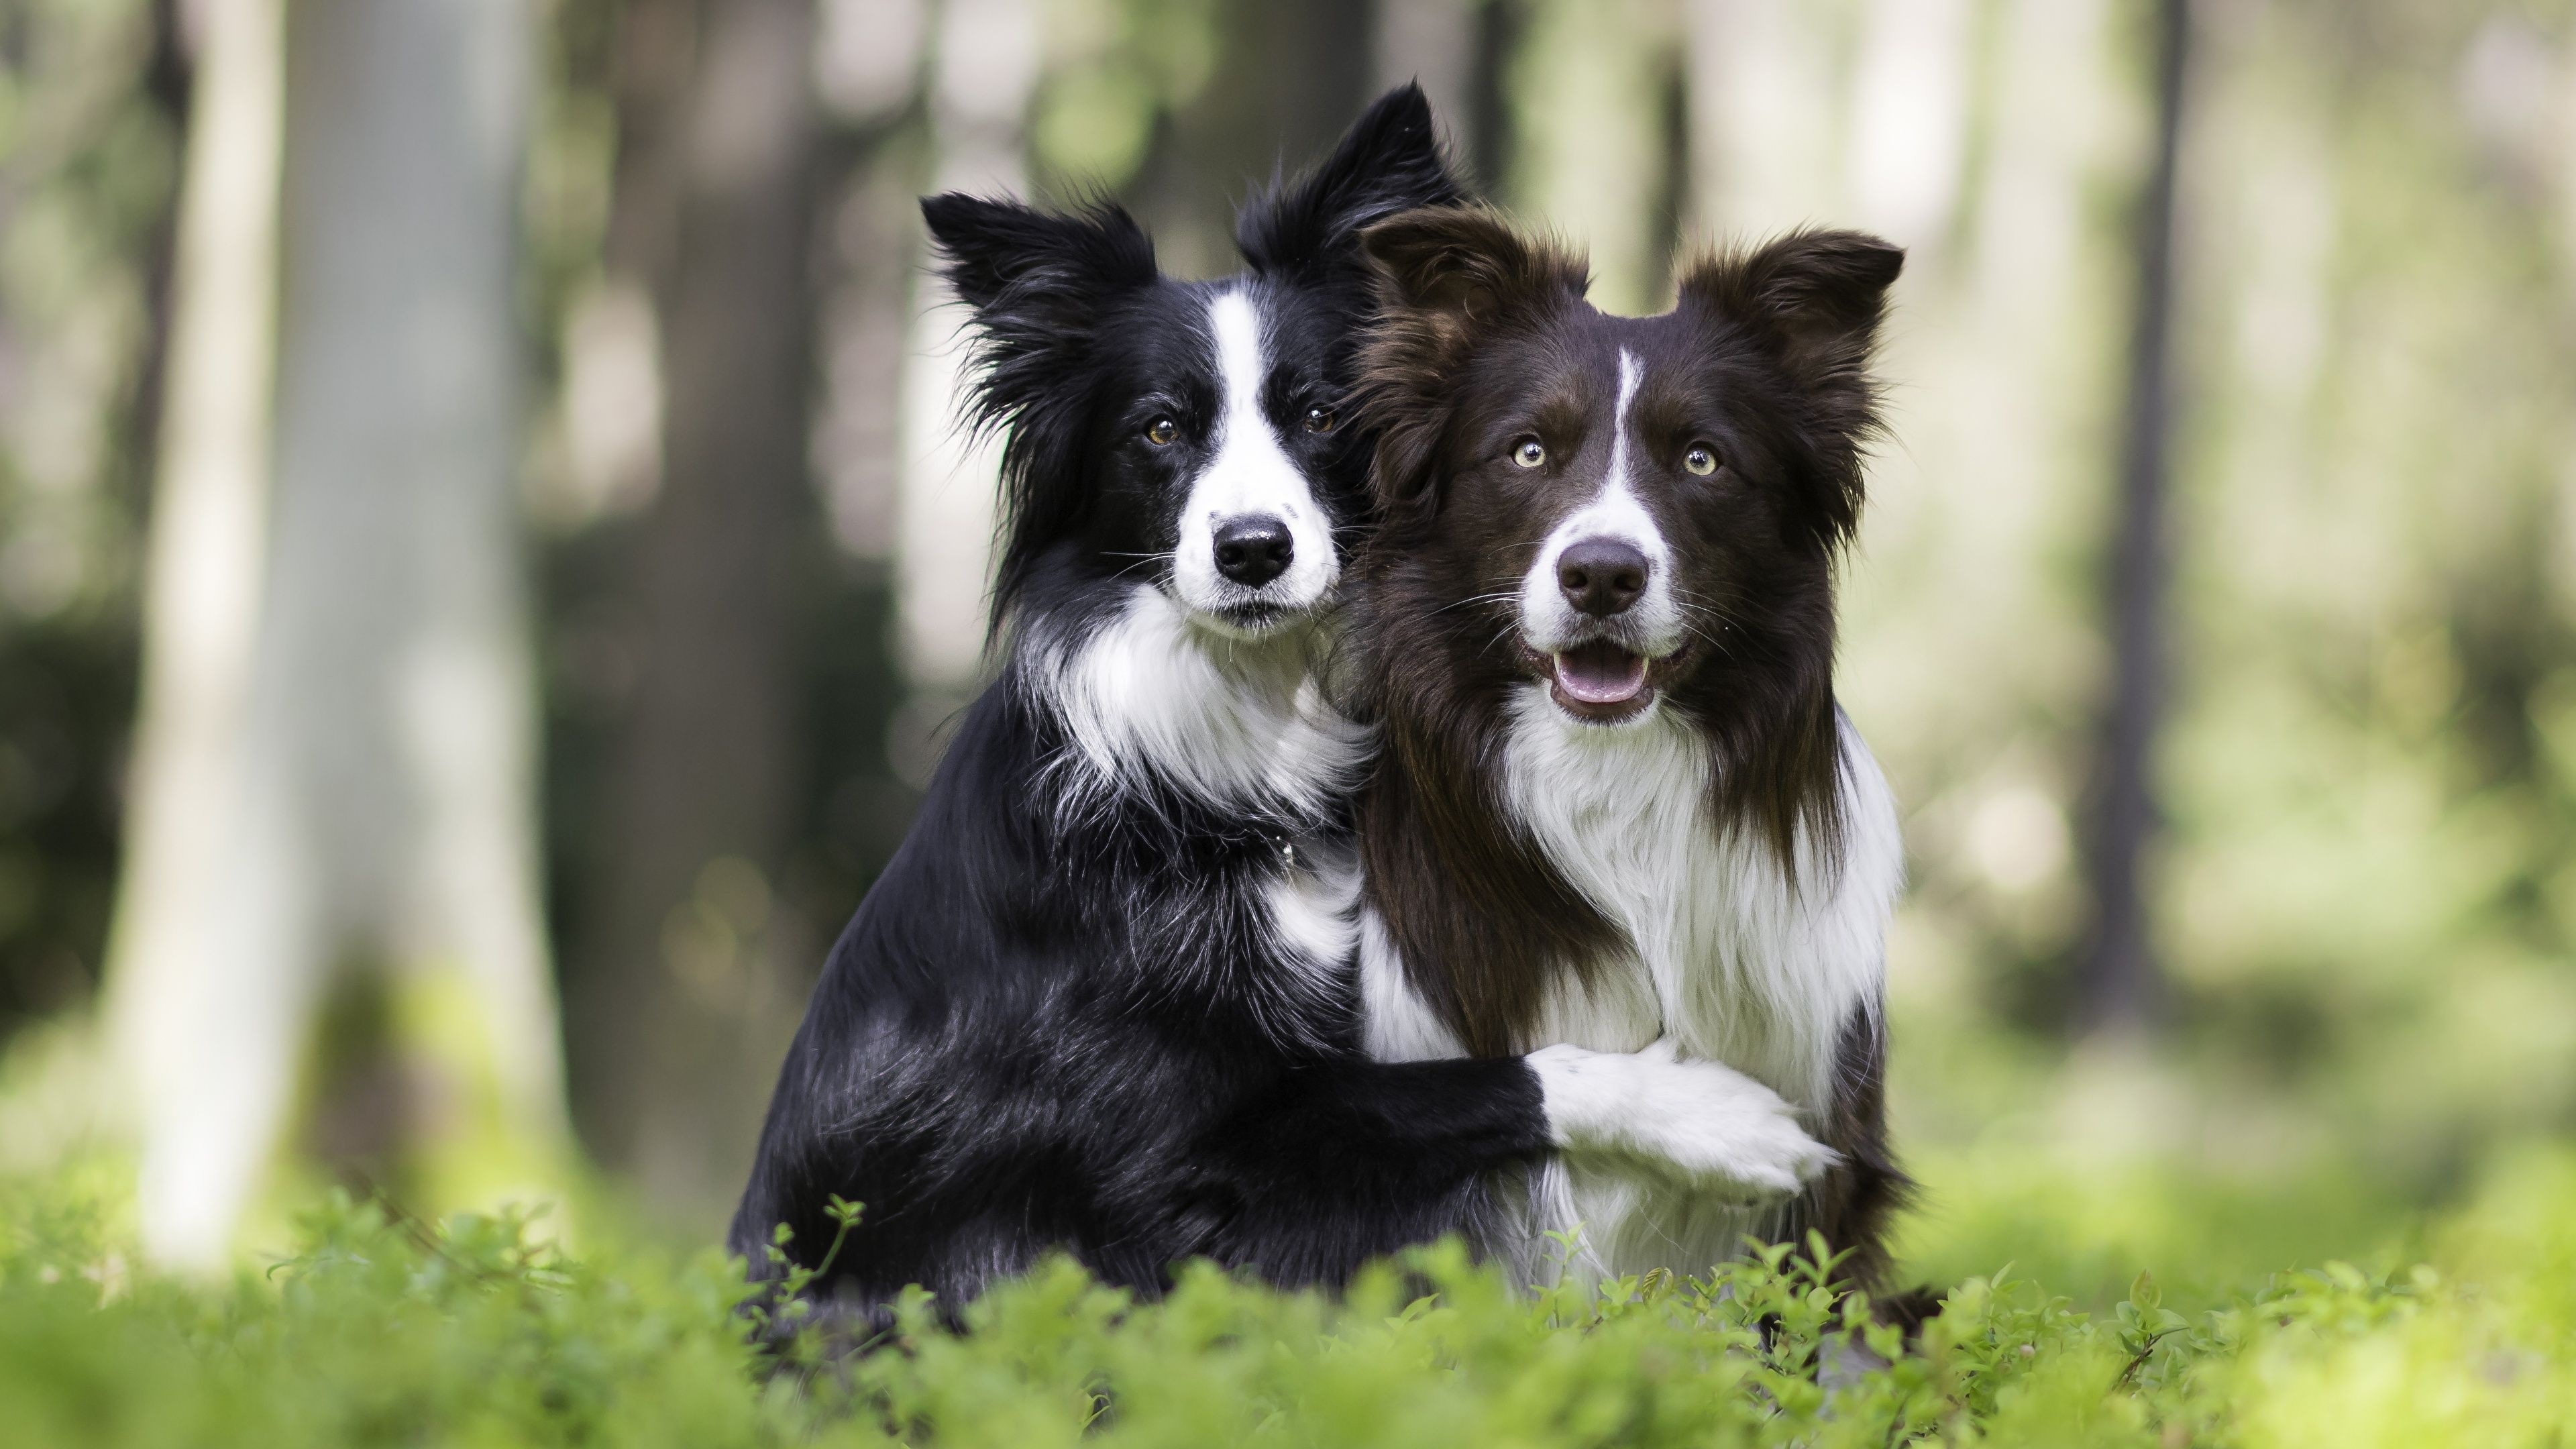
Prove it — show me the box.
[1680,0,1839,240]
[897,0,1040,694]
[106,0,564,1268]
[1845,0,1973,256]
[104,0,286,1175]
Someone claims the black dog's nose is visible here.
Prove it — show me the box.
[1213,515,1294,588]
[1557,537,1649,616]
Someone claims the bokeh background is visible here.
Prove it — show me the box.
[2,0,2571,1303]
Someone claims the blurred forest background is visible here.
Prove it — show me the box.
[1,0,2573,1298]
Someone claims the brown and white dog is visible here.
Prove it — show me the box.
[1345,206,1913,1294]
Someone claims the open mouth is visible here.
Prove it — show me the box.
[1548,640,1653,720]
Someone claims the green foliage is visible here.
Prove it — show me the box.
[1030,0,1222,190]
[9,1148,2576,1447]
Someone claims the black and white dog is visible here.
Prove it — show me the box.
[731,89,1830,1324]
[1348,206,1914,1295]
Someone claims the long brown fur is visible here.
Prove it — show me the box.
[1344,209,1617,1058]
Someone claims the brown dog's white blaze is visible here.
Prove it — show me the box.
[1508,346,1692,725]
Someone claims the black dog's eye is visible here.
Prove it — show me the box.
[1683,444,1719,476]
[1144,418,1179,447]
[1511,437,1547,469]
[1303,405,1336,434]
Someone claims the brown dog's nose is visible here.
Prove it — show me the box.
[1556,537,1649,616]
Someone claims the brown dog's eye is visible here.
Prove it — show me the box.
[1144,418,1179,446]
[1511,438,1547,469]
[1683,445,1718,476]
[1303,405,1336,434]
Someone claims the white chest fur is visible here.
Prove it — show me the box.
[1495,687,1900,1113]
[1031,585,1371,1046]
[1031,584,1369,823]
[1359,685,1904,1286]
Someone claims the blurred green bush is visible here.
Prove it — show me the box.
[7,1144,2576,1447]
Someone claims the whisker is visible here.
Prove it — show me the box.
[1656,583,1760,665]
[1429,589,1521,618]
[1683,621,1737,663]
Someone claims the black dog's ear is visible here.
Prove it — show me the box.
[1237,83,1467,280]
[921,193,1159,315]
[919,193,1159,633]
[1679,229,1903,548]
[1354,207,1587,527]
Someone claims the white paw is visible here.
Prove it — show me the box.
[1527,1041,1837,1201]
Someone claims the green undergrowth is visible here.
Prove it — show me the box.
[1894,1142,2428,1317]
[5,1150,2576,1447]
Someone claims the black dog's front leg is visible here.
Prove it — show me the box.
[1181,1055,1551,1287]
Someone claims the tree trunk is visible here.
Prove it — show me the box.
[896,0,1039,698]
[1681,0,1837,244]
[1373,0,1477,158]
[107,0,564,1268]
[2080,0,2191,1034]
[1513,0,1676,314]
[568,0,822,1224]
[1123,0,1372,280]
[1681,0,1973,257]
[816,138,922,564]
[105,0,287,1180]
[1844,0,1972,255]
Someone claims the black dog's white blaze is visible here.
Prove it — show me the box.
[1162,290,1343,631]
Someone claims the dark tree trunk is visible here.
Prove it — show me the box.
[569,0,820,1223]
[1373,0,1476,158]
[1244,0,1376,174]
[125,0,195,523]
[1138,0,1374,261]
[2079,0,2190,1035]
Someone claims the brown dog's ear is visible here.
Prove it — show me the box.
[1360,205,1585,322]
[1680,230,1902,549]
[1681,228,1902,366]
[1355,207,1586,525]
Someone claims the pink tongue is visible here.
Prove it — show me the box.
[1553,642,1648,704]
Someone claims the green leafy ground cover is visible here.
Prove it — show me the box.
[6,1146,2575,1448]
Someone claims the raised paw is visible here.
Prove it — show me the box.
[1527,1041,1838,1201]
